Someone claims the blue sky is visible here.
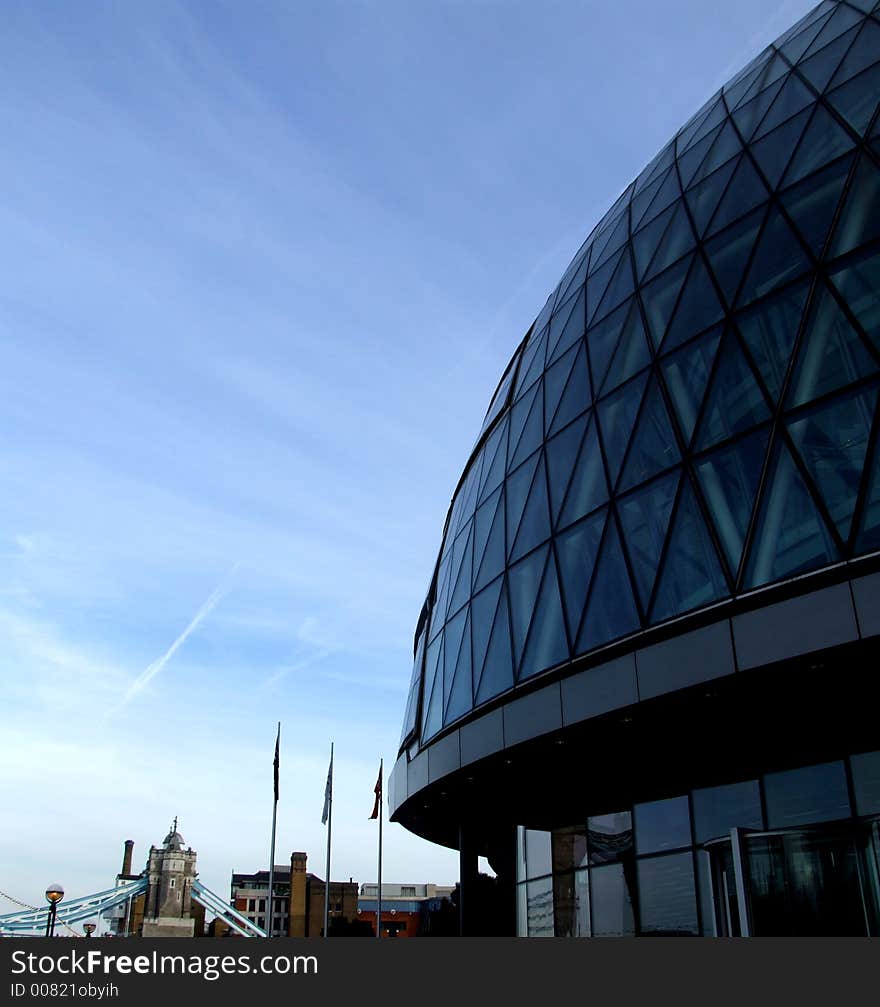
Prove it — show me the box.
[0,0,817,923]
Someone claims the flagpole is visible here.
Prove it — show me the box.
[267,721,280,938]
[323,742,333,938]
[376,757,383,939]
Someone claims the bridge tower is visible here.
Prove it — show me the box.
[141,818,198,937]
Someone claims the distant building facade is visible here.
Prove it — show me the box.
[231,852,358,937]
[357,883,456,937]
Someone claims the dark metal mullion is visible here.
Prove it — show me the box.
[784,367,880,423]
[845,376,880,552]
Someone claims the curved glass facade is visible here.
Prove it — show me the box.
[401,0,880,751]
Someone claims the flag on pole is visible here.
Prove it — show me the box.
[321,748,333,825]
[273,723,280,803]
[369,762,382,819]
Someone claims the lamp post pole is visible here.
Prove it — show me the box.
[45,884,64,938]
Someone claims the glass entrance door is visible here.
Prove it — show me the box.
[703,822,880,936]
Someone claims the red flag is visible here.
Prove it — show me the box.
[369,763,382,819]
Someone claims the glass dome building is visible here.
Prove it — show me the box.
[390,0,880,937]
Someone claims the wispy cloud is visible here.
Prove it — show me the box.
[115,564,240,711]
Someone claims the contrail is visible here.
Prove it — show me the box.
[117,564,240,709]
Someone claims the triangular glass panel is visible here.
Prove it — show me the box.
[507,380,542,471]
[650,477,729,621]
[592,247,635,324]
[661,326,723,446]
[619,378,680,491]
[725,52,772,110]
[737,206,811,307]
[706,154,770,237]
[679,94,727,155]
[556,242,591,307]
[597,371,650,488]
[421,637,444,742]
[855,430,880,555]
[800,0,863,57]
[547,288,586,365]
[618,469,681,608]
[471,575,504,686]
[637,164,681,230]
[587,298,632,391]
[796,24,861,92]
[586,246,625,320]
[590,208,631,274]
[510,454,551,563]
[477,414,509,505]
[828,245,880,353]
[447,521,474,618]
[546,414,588,524]
[544,343,580,436]
[732,76,786,142]
[555,508,606,641]
[829,154,880,257]
[782,106,856,188]
[631,166,673,230]
[636,141,675,194]
[506,449,541,554]
[432,551,453,632]
[826,62,880,136]
[576,515,641,653]
[549,343,591,435]
[643,201,696,282]
[442,605,468,711]
[743,435,840,588]
[640,254,692,348]
[828,18,880,89]
[421,634,442,720]
[508,545,549,668]
[662,253,726,351]
[559,416,609,529]
[736,279,810,403]
[752,73,816,142]
[514,327,547,398]
[473,486,503,587]
[690,121,743,189]
[474,485,507,593]
[780,6,835,64]
[474,582,514,704]
[518,551,569,682]
[787,282,879,407]
[695,425,771,579]
[703,209,764,309]
[632,201,676,280]
[749,108,813,190]
[678,122,725,190]
[601,302,650,394]
[780,153,853,258]
[444,612,472,725]
[697,329,771,450]
[788,383,879,540]
[685,157,738,238]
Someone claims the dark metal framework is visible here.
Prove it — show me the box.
[399,0,880,754]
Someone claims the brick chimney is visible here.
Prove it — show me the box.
[289,852,308,936]
[121,840,134,877]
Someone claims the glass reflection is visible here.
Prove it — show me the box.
[637,853,699,936]
[764,761,851,828]
[588,812,633,864]
[590,863,637,937]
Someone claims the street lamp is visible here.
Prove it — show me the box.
[83,923,96,938]
[45,884,64,937]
